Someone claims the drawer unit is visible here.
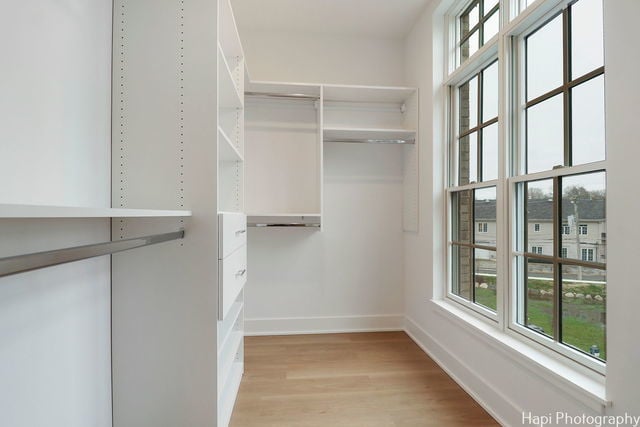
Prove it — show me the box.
[219,245,247,320]
[218,212,247,259]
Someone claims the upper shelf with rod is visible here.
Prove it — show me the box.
[0,203,192,218]
[322,83,418,145]
[245,81,321,102]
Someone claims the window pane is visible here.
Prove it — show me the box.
[482,61,499,121]
[474,187,496,246]
[452,190,473,243]
[561,265,606,361]
[484,0,498,14]
[526,179,553,256]
[561,172,606,263]
[527,94,564,173]
[523,258,554,338]
[482,123,498,181]
[483,11,500,42]
[461,30,480,62]
[452,244,473,301]
[526,14,563,101]
[460,76,478,132]
[572,75,605,165]
[571,0,604,79]
[462,2,480,36]
[459,132,478,185]
[475,249,497,311]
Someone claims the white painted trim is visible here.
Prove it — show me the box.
[428,300,609,412]
[404,316,519,427]
[244,314,404,336]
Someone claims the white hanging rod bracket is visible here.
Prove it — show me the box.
[400,103,406,114]
[0,230,185,278]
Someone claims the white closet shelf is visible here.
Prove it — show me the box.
[218,44,243,110]
[248,214,321,227]
[0,204,192,218]
[218,359,243,427]
[218,127,243,162]
[219,0,244,59]
[323,84,417,104]
[246,80,321,98]
[323,127,416,144]
[218,329,242,394]
[218,300,243,350]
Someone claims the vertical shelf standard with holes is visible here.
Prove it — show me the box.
[110,0,247,426]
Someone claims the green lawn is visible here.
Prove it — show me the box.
[475,287,497,311]
[475,281,606,360]
[527,299,606,360]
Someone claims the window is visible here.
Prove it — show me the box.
[448,56,499,314]
[445,0,606,371]
[581,248,595,262]
[450,188,497,311]
[458,0,500,65]
[514,0,606,364]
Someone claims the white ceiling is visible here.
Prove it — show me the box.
[231,0,431,39]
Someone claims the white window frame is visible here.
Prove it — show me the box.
[444,0,607,376]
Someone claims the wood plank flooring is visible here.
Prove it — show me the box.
[230,332,498,427]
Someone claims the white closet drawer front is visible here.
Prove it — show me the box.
[218,212,247,259]
[219,245,247,320]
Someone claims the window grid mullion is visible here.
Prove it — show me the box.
[471,188,477,303]
[478,68,484,181]
[562,8,572,167]
[552,176,561,341]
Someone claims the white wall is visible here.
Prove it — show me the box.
[240,30,406,86]
[0,1,113,426]
[601,0,640,418]
[240,30,406,334]
[404,0,640,425]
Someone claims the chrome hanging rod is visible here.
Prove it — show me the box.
[324,138,415,145]
[245,91,320,101]
[0,230,184,278]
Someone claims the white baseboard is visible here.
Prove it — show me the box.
[244,314,404,336]
[404,316,522,427]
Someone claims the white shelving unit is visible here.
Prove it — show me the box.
[109,0,246,426]
[322,84,419,232]
[245,81,323,227]
[244,81,419,231]
[217,0,246,425]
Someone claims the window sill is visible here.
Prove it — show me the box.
[430,298,609,413]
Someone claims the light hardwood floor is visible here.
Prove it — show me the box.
[230,332,498,427]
